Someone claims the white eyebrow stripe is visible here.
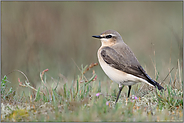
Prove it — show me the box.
[110,34,116,36]
[100,34,116,38]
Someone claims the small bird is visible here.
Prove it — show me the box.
[92,30,164,103]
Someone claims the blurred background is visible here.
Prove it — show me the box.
[2,2,183,91]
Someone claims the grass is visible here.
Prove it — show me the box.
[1,62,183,122]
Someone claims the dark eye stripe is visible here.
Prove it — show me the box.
[105,35,112,39]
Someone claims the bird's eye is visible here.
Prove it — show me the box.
[105,35,112,38]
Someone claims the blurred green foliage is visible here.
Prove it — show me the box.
[2,1,182,88]
[1,75,15,99]
[1,65,183,122]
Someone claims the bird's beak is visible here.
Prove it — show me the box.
[92,35,102,39]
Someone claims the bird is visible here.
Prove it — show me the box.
[92,30,164,103]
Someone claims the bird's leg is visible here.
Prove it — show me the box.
[125,86,132,105]
[127,85,132,98]
[115,85,124,104]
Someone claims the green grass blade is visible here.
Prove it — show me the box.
[98,80,101,92]
[63,83,66,98]
[77,79,79,93]
[35,87,41,101]
[84,74,96,86]
[52,89,56,103]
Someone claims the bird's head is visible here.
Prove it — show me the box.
[92,30,123,46]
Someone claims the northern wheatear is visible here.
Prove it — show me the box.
[92,30,164,103]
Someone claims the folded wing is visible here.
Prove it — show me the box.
[101,46,164,90]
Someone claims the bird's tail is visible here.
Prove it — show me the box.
[153,80,164,91]
[138,66,164,91]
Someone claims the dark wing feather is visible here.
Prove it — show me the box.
[138,65,164,90]
[101,46,164,90]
